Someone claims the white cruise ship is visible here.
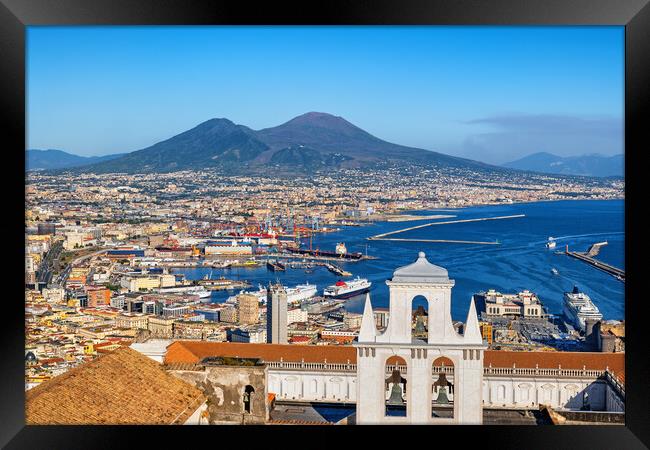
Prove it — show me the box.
[226,283,318,305]
[323,277,371,299]
[563,285,603,332]
[155,285,211,298]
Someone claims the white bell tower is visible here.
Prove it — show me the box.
[354,252,486,424]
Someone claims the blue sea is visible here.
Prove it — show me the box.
[174,199,624,322]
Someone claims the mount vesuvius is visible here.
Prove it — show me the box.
[72,112,499,174]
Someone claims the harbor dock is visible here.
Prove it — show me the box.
[325,263,352,277]
[370,238,499,245]
[367,214,526,240]
[564,245,624,282]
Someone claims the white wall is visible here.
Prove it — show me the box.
[268,370,357,403]
[266,369,616,412]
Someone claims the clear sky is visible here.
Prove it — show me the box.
[27,26,624,164]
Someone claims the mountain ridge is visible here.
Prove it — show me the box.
[502,152,624,177]
[55,112,504,174]
[26,149,124,171]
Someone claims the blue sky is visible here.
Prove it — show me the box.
[27,26,624,164]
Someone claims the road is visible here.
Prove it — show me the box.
[36,240,63,285]
[54,247,111,286]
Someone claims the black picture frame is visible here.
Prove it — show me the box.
[2,0,648,448]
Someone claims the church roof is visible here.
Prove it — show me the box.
[26,347,205,425]
[391,252,449,283]
[164,341,624,383]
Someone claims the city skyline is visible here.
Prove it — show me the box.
[27,26,623,164]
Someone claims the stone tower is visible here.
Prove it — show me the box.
[354,252,486,424]
[266,283,287,344]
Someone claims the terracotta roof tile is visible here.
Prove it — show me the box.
[164,342,624,380]
[484,350,624,376]
[26,347,205,425]
[165,341,357,365]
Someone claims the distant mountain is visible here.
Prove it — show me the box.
[26,149,124,171]
[502,152,624,177]
[81,119,270,173]
[70,112,501,174]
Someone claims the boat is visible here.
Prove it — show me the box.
[546,237,557,249]
[230,259,260,268]
[323,277,372,299]
[266,260,286,271]
[563,285,603,332]
[155,285,211,298]
[226,283,317,305]
[551,268,559,275]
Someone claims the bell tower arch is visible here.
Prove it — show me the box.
[355,252,486,424]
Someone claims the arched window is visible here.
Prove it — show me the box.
[385,355,407,417]
[243,385,255,413]
[432,356,455,419]
[411,295,429,342]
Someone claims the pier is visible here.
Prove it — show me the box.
[565,245,624,282]
[266,260,286,272]
[369,238,499,245]
[367,214,526,240]
[586,241,608,257]
[266,252,376,262]
[325,263,352,277]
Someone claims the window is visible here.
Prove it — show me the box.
[243,385,255,413]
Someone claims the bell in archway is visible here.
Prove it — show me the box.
[387,382,404,405]
[435,386,449,404]
[386,369,405,405]
[414,315,426,335]
[433,372,451,404]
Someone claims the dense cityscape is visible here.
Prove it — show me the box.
[20,23,628,428]
[25,165,625,425]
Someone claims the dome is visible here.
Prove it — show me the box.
[25,351,37,363]
[391,252,449,283]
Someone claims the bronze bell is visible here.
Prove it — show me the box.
[435,386,449,404]
[414,315,426,334]
[387,382,404,405]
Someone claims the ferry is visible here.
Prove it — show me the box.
[563,285,603,332]
[546,237,557,249]
[226,283,318,305]
[323,277,372,299]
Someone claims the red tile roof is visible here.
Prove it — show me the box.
[27,347,205,425]
[164,341,624,380]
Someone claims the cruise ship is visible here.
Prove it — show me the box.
[155,285,211,298]
[226,283,318,305]
[563,285,603,332]
[323,277,372,299]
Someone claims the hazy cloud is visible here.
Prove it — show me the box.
[460,114,623,165]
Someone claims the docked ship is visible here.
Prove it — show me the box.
[155,285,211,298]
[546,237,557,249]
[226,283,318,306]
[323,277,372,299]
[563,285,603,332]
[266,260,286,271]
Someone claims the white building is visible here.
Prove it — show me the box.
[287,307,308,324]
[42,286,65,304]
[159,341,625,415]
[355,252,486,424]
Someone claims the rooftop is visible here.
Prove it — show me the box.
[391,252,449,283]
[26,347,205,425]
[163,341,624,381]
